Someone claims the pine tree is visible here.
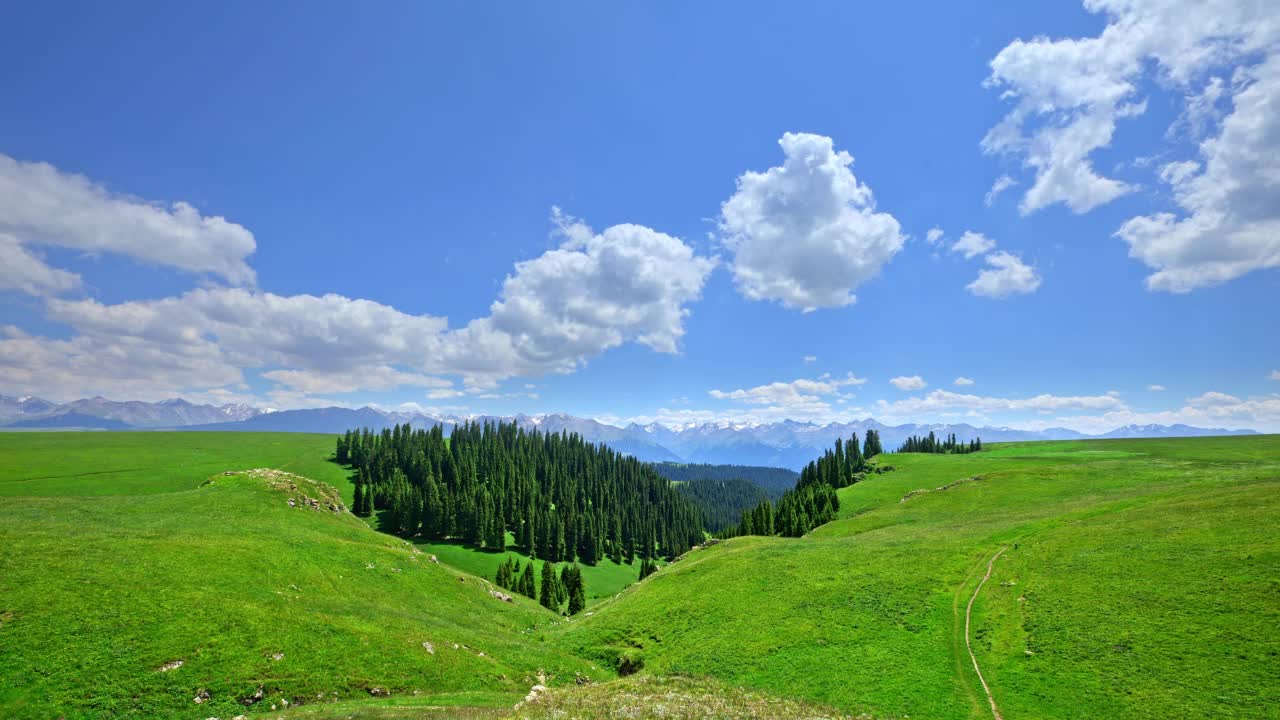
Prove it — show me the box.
[517,562,537,599]
[539,561,558,610]
[566,565,586,615]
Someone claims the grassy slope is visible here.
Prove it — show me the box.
[414,539,659,607]
[0,433,604,720]
[557,436,1280,720]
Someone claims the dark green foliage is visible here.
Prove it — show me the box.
[650,462,799,497]
[862,429,883,459]
[723,435,855,538]
[638,557,658,581]
[895,431,982,454]
[677,478,770,532]
[540,561,559,610]
[335,422,704,562]
[517,561,537,599]
[563,564,586,615]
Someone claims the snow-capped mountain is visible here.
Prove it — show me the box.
[0,396,1259,468]
[0,396,265,429]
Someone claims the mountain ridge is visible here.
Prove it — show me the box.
[0,394,1259,469]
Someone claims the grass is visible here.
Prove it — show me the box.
[556,436,1280,719]
[0,431,350,500]
[413,538,659,607]
[0,433,605,720]
[4,432,1277,719]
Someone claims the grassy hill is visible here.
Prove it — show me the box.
[0,432,603,720]
[3,432,1277,719]
[556,436,1280,719]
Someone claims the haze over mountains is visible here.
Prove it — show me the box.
[1,395,1258,469]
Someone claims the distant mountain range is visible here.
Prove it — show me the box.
[1,394,1261,469]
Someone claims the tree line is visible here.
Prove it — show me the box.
[336,421,705,566]
[895,431,982,454]
[722,429,886,539]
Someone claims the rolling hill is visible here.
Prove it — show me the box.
[554,435,1280,719]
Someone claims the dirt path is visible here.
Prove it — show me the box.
[965,547,1007,720]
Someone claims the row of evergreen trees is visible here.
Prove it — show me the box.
[493,555,586,615]
[721,430,884,539]
[895,432,982,454]
[336,422,704,563]
[795,429,882,491]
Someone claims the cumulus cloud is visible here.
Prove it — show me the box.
[982,0,1280,290]
[966,251,1041,298]
[0,234,81,296]
[1,207,716,401]
[950,231,997,259]
[890,375,927,391]
[719,132,904,311]
[0,154,257,284]
[984,175,1018,206]
[954,376,975,386]
[437,210,716,387]
[1148,384,1167,391]
[925,227,944,245]
[1116,55,1280,291]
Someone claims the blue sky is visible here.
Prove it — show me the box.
[1,1,1277,432]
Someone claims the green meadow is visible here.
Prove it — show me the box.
[557,436,1280,720]
[2,432,1277,719]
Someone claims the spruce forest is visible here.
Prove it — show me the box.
[336,421,705,566]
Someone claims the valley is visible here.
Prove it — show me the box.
[2,431,1276,718]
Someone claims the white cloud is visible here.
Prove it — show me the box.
[802,355,818,363]
[925,227,944,245]
[1116,55,1280,292]
[0,154,256,284]
[950,231,997,259]
[877,388,1125,420]
[719,132,904,311]
[1148,384,1167,391]
[261,367,453,395]
[1270,370,1280,381]
[982,0,1280,289]
[439,210,716,386]
[0,234,81,296]
[890,375,928,391]
[966,251,1041,298]
[954,376,975,386]
[1022,391,1280,434]
[1,207,716,402]
[984,175,1018,206]
[707,372,867,422]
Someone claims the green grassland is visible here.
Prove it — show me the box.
[0,433,604,720]
[3,432,1277,719]
[557,436,1280,719]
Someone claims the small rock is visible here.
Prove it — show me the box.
[457,576,466,583]
[369,687,387,697]
[157,659,184,672]
[193,689,210,704]
[271,653,284,661]
[428,555,439,564]
[422,641,435,654]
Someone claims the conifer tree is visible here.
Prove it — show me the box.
[539,561,558,610]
